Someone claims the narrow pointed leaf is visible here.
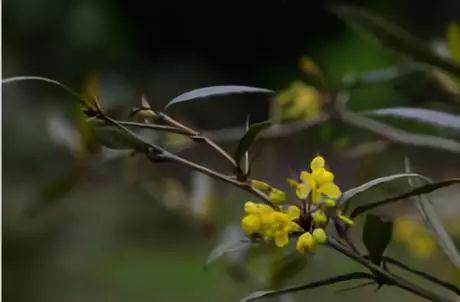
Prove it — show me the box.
[351,178,460,218]
[329,5,460,76]
[241,272,374,302]
[366,107,460,131]
[234,121,271,166]
[362,215,393,265]
[165,85,274,109]
[405,160,460,269]
[2,76,89,107]
[339,173,429,207]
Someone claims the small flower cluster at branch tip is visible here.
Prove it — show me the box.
[242,156,354,254]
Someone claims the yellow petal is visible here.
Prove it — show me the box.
[274,232,289,247]
[312,228,327,243]
[251,179,271,192]
[241,214,261,234]
[318,183,341,199]
[295,184,310,199]
[286,205,301,220]
[323,198,336,208]
[269,189,286,204]
[312,210,327,224]
[296,232,316,253]
[310,155,325,171]
[244,201,258,214]
[311,190,322,204]
[314,169,334,184]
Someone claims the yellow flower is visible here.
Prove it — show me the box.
[312,228,327,243]
[299,155,341,204]
[251,179,271,191]
[312,210,327,225]
[268,188,287,204]
[241,214,261,235]
[296,232,316,253]
[241,202,302,248]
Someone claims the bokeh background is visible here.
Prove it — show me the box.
[3,0,460,301]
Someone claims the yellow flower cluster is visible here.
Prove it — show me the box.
[241,155,354,255]
[241,202,301,247]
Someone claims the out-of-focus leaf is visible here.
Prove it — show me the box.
[339,104,460,153]
[40,174,79,204]
[362,215,393,265]
[329,5,460,76]
[366,107,460,131]
[240,272,374,302]
[205,226,250,269]
[447,22,460,63]
[405,159,460,269]
[339,173,428,208]
[269,252,309,287]
[2,76,92,108]
[234,121,271,167]
[47,112,83,156]
[165,86,274,109]
[88,119,150,151]
[351,178,460,218]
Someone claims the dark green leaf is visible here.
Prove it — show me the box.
[240,272,374,302]
[329,5,460,76]
[269,252,309,287]
[339,173,429,208]
[234,121,271,167]
[165,86,274,109]
[362,215,393,265]
[405,159,460,269]
[366,108,460,131]
[351,178,460,218]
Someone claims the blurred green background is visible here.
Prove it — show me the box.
[3,0,460,301]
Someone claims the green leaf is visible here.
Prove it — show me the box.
[329,5,460,76]
[350,178,460,218]
[165,86,274,109]
[269,252,309,287]
[339,173,429,208]
[234,121,271,167]
[2,76,91,108]
[362,215,393,265]
[405,159,460,269]
[240,272,374,302]
[365,107,460,131]
[88,119,150,151]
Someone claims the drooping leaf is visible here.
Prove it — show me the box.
[165,85,274,109]
[365,107,460,131]
[339,104,460,153]
[329,5,460,76]
[240,272,374,302]
[205,225,250,269]
[2,76,91,108]
[339,173,429,208]
[405,159,460,269]
[234,121,271,167]
[351,178,460,218]
[362,215,393,265]
[88,119,150,151]
[269,252,309,287]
